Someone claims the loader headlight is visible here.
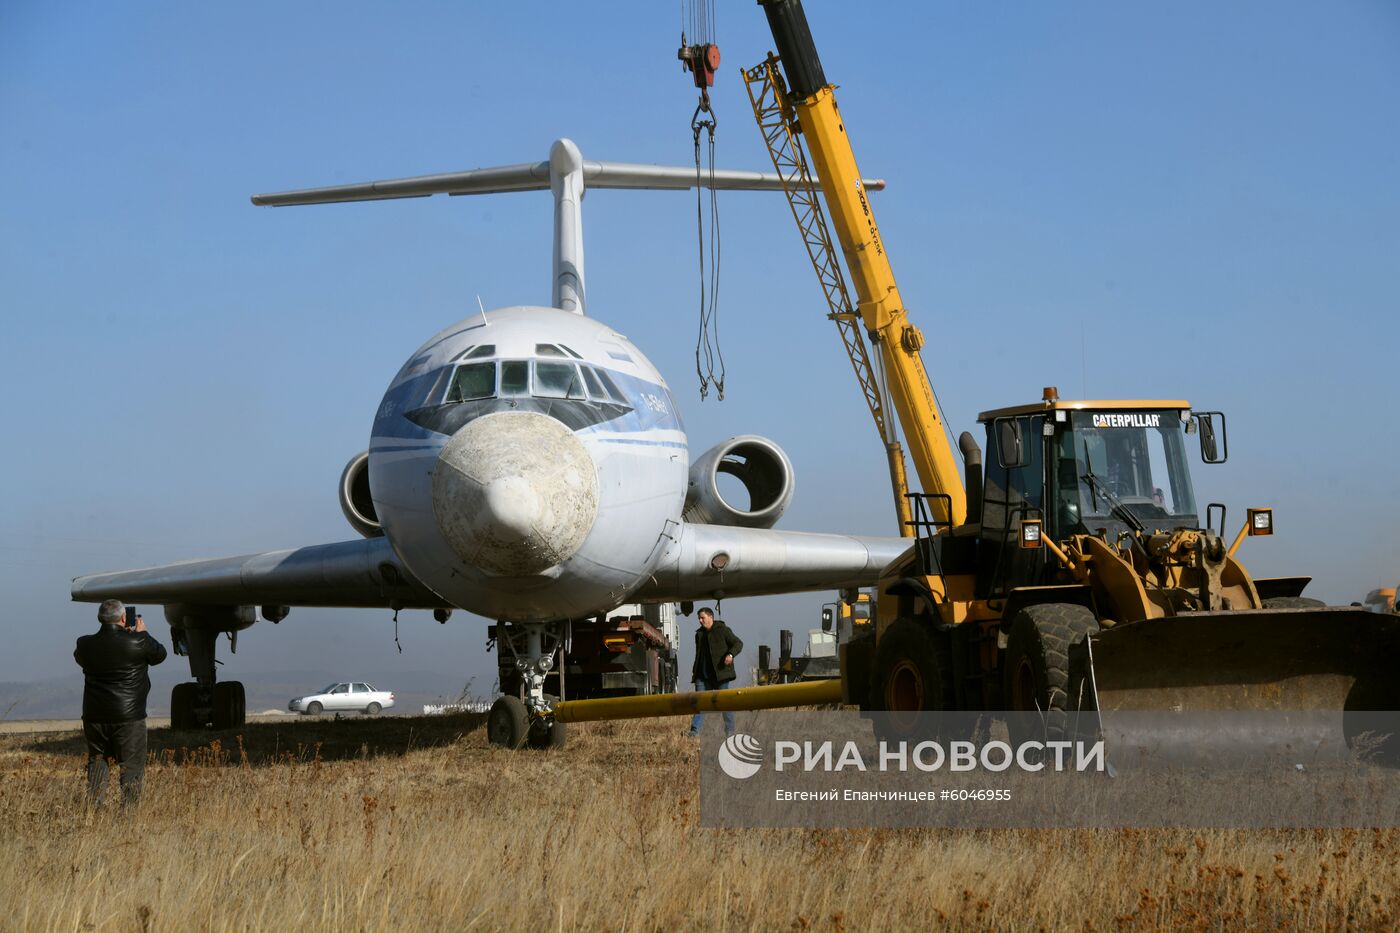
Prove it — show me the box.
[1019,519,1043,549]
[1247,508,1273,536]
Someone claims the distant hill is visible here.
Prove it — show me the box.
[1,668,492,721]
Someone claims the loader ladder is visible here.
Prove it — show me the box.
[742,56,914,532]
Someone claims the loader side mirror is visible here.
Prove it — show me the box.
[1194,411,1228,463]
[995,417,1027,468]
[821,607,834,633]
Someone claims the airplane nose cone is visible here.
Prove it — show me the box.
[432,411,599,575]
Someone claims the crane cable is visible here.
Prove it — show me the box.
[692,105,724,401]
[680,0,723,400]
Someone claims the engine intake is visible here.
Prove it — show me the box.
[339,451,383,538]
[684,435,794,529]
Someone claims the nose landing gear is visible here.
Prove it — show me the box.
[488,621,568,749]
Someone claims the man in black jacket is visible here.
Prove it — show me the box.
[74,599,167,805]
[688,607,743,737]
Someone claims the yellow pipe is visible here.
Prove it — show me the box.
[552,679,844,724]
[1041,536,1089,584]
[1227,517,1251,559]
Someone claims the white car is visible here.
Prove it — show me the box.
[289,682,395,716]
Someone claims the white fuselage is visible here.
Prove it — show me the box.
[368,306,688,621]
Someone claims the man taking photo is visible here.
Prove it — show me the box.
[74,599,167,806]
[688,606,742,737]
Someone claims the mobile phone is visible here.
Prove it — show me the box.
[125,606,138,628]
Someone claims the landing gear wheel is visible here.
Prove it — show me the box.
[527,695,566,749]
[171,683,198,730]
[487,696,529,749]
[306,701,323,716]
[365,702,382,716]
[1004,603,1099,745]
[212,681,246,730]
[869,618,955,739]
[1262,596,1327,609]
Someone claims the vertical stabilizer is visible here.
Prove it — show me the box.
[549,139,587,315]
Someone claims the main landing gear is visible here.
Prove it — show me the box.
[169,623,247,730]
[488,621,567,750]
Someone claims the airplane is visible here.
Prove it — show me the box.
[71,138,909,748]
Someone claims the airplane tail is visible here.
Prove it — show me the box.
[251,138,885,315]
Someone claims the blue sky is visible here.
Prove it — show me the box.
[2,1,1398,689]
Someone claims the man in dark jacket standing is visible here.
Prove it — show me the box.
[688,607,743,737]
[74,599,167,805]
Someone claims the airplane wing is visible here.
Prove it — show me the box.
[251,160,885,206]
[72,525,912,612]
[70,537,450,611]
[632,523,912,602]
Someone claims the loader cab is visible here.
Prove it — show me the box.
[1051,406,1200,537]
[975,399,1202,597]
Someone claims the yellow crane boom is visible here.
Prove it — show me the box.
[747,0,966,528]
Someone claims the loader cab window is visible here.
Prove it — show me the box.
[1063,410,1198,532]
[982,415,1044,534]
[979,414,1046,596]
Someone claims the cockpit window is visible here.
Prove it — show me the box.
[534,361,587,399]
[433,358,628,411]
[500,360,530,397]
[445,362,496,402]
[594,367,625,402]
[461,344,495,360]
[580,366,609,401]
[535,344,567,358]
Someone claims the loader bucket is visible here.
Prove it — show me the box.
[1079,607,1400,766]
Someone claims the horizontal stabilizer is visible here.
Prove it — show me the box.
[253,158,885,207]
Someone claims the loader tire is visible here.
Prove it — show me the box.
[1261,596,1326,609]
[872,619,955,712]
[869,619,957,740]
[1004,603,1099,745]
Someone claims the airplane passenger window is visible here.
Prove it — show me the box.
[534,362,586,399]
[500,360,530,397]
[445,362,496,402]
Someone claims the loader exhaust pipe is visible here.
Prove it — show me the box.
[959,432,983,525]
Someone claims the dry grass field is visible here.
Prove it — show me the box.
[3,713,1399,931]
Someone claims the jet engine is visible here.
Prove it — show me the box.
[339,451,383,538]
[683,435,794,529]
